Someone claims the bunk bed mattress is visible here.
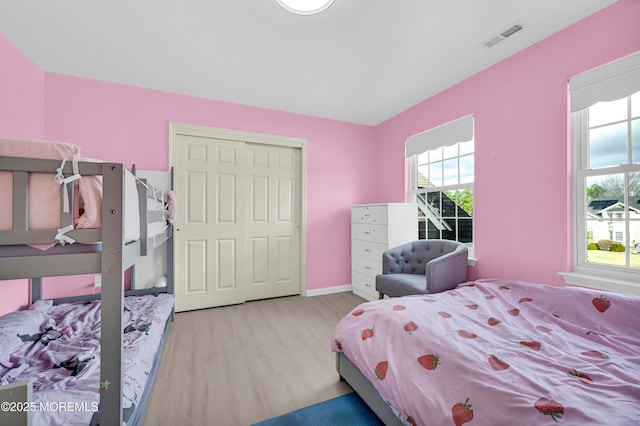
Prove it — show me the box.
[0,293,174,426]
[332,279,640,426]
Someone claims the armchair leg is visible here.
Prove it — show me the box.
[378,292,384,300]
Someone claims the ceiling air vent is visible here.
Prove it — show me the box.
[481,21,527,48]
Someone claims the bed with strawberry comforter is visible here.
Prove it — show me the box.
[332,279,640,426]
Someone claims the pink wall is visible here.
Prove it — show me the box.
[38,73,376,301]
[0,34,45,139]
[374,0,640,285]
[0,34,46,314]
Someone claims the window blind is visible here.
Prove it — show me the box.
[405,115,473,158]
[570,52,640,112]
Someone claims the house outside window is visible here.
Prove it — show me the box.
[564,52,640,294]
[406,116,474,259]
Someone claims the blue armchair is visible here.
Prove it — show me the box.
[375,240,468,298]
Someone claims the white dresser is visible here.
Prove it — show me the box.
[351,203,417,301]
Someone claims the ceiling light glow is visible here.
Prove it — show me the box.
[275,0,335,15]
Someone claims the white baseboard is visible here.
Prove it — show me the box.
[306,284,352,297]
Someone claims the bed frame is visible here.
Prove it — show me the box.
[0,155,174,426]
[336,352,404,426]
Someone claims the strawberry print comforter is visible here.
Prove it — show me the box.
[332,279,640,425]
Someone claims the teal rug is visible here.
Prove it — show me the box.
[252,392,384,426]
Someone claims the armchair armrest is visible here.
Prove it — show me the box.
[426,246,468,293]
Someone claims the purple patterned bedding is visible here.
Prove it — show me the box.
[0,293,174,425]
[332,279,640,426]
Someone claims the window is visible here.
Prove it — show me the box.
[575,91,640,269]
[564,53,640,293]
[406,116,474,256]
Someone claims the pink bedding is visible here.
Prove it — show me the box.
[332,279,640,425]
[0,138,81,235]
[0,138,142,247]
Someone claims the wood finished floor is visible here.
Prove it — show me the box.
[145,291,366,426]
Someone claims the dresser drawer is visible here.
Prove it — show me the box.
[352,223,388,244]
[351,270,377,301]
[352,206,388,225]
[352,255,382,278]
[352,239,387,262]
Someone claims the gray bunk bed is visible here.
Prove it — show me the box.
[0,153,174,426]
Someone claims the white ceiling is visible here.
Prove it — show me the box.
[0,0,616,125]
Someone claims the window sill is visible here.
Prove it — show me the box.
[558,271,640,296]
[468,258,477,267]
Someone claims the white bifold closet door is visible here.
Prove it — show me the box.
[173,133,301,312]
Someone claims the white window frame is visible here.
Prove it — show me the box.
[561,93,640,295]
[406,115,476,264]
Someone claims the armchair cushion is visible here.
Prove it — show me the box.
[376,273,426,298]
[376,240,468,297]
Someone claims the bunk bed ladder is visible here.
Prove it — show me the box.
[99,162,125,426]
